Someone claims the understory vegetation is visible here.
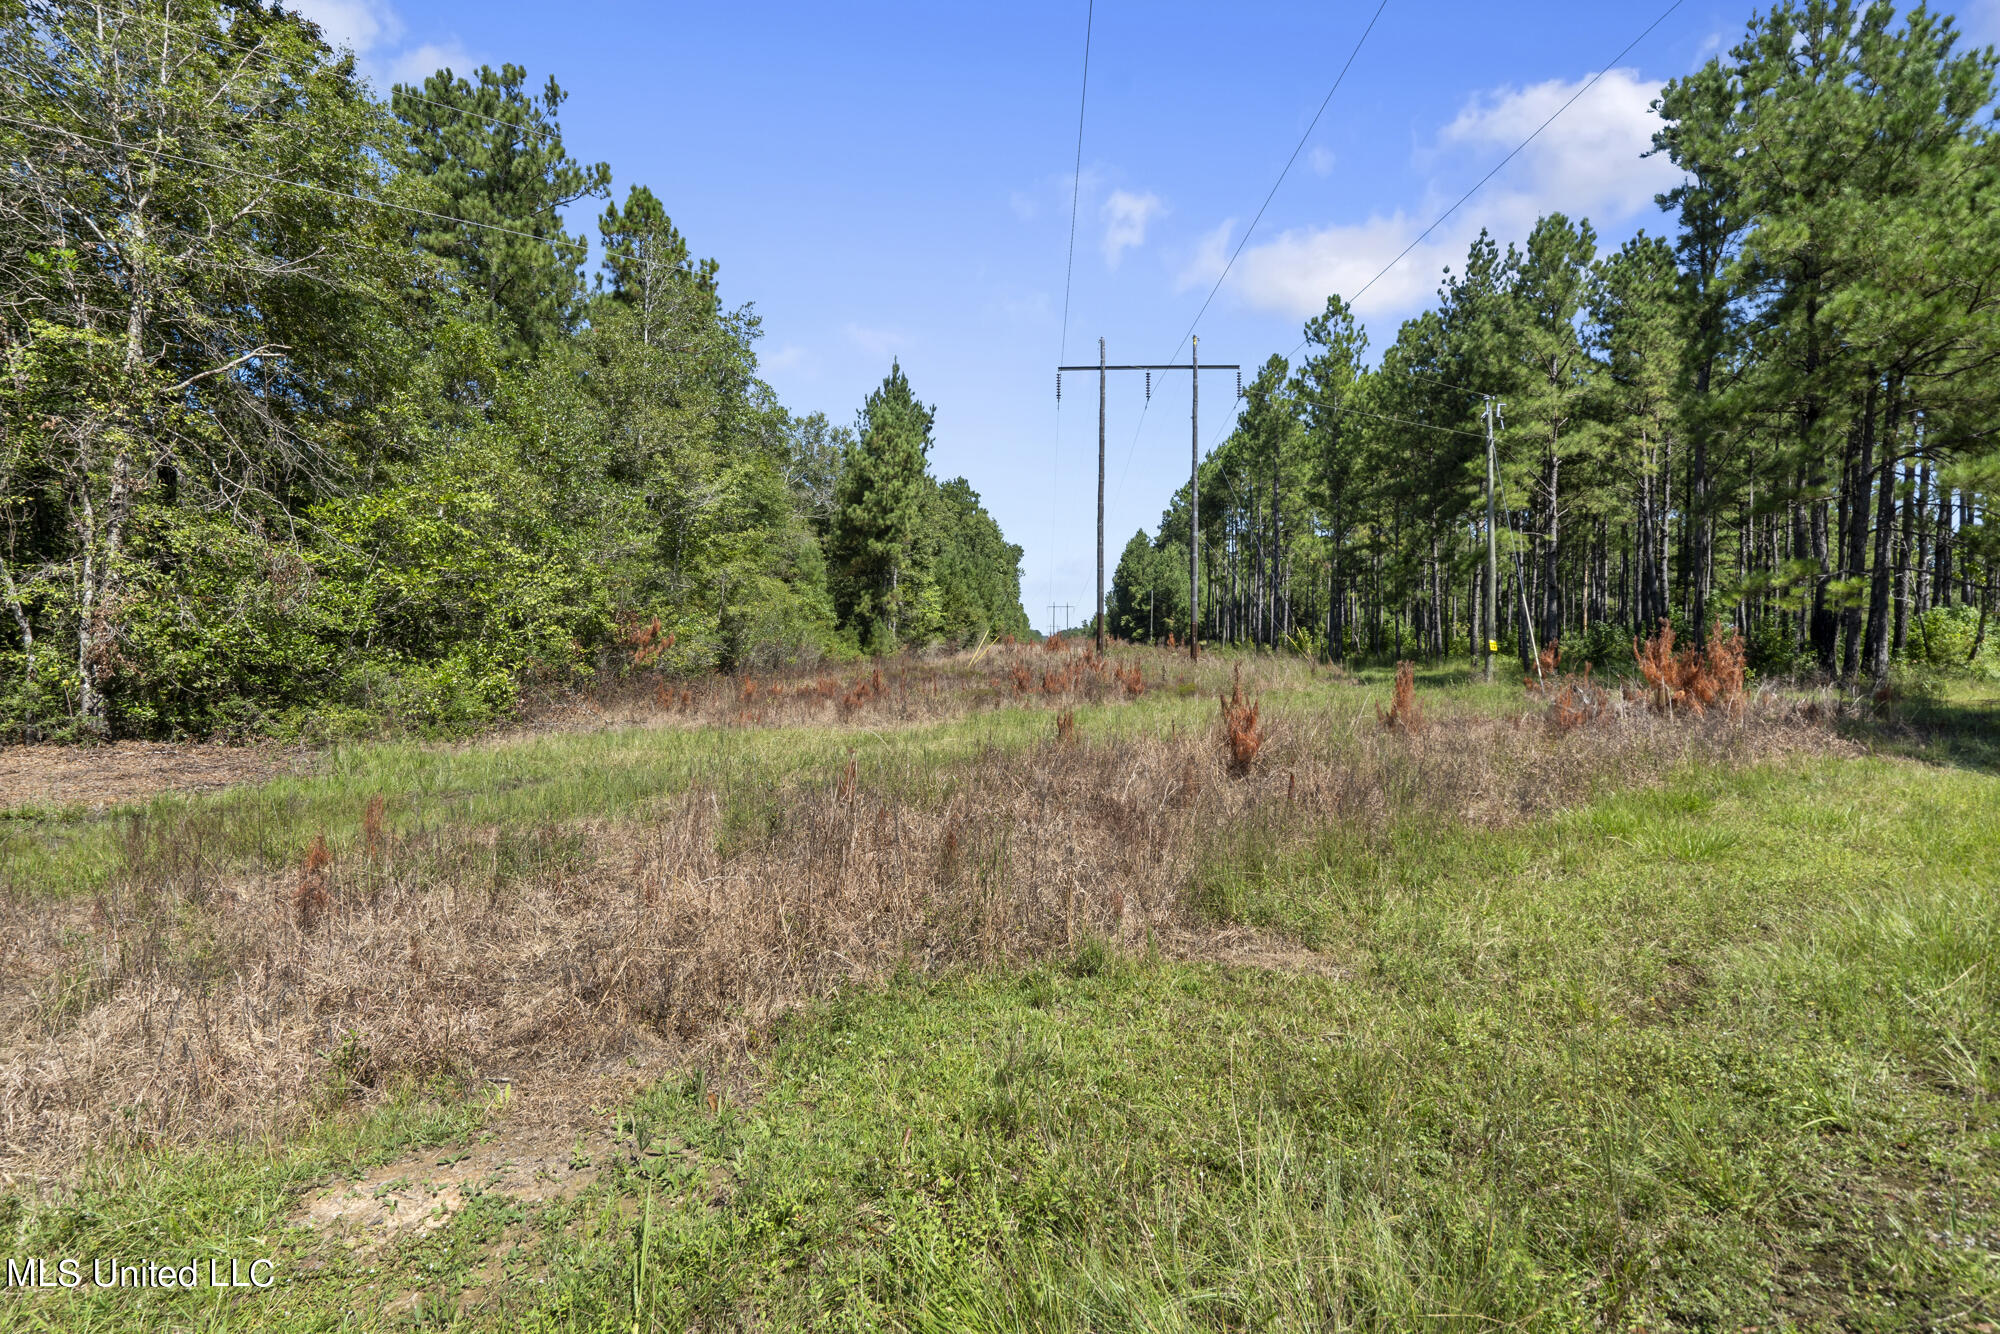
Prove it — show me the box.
[1,643,1994,1330]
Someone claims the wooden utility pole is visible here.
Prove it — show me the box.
[1191,335,1201,662]
[1097,338,1106,653]
[1484,397,1501,683]
[1057,340,1239,663]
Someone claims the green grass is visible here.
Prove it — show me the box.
[6,728,1995,1331]
[0,653,1504,900]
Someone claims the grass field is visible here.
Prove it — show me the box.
[0,646,1994,1331]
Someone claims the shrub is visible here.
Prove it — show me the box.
[1380,660,1424,732]
[1546,664,1610,732]
[1744,616,1808,676]
[1905,605,1996,676]
[1218,665,1262,776]
[1634,621,1745,718]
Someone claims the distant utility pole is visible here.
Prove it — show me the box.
[1058,338,1240,662]
[1046,603,1074,638]
[1483,397,1503,684]
[1097,338,1107,653]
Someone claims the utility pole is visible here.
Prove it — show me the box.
[1057,340,1239,664]
[1191,335,1201,662]
[1046,603,1074,638]
[1096,337,1106,653]
[1483,397,1502,683]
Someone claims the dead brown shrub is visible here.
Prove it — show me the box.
[1547,665,1611,732]
[1635,621,1746,718]
[1380,660,1424,732]
[292,833,332,930]
[1219,666,1263,776]
[621,617,674,669]
[1055,709,1076,745]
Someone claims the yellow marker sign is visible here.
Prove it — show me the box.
[1488,640,1500,653]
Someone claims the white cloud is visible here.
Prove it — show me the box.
[1221,67,1679,321]
[763,344,807,374]
[1174,218,1235,293]
[843,323,905,360]
[287,0,473,89]
[1308,146,1336,177]
[288,0,400,53]
[996,290,1051,322]
[1100,190,1164,268]
[1009,190,1040,222]
[382,40,476,88]
[1232,210,1440,322]
[1435,67,1673,220]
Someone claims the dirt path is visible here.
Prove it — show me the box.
[0,742,309,811]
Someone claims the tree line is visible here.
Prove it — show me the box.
[1115,0,1998,683]
[0,0,1029,740]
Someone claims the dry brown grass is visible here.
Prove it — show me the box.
[0,742,307,810]
[0,662,1848,1189]
[518,642,1182,738]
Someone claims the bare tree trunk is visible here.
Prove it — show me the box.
[1894,458,1914,654]
[1863,377,1904,681]
[1841,379,1877,681]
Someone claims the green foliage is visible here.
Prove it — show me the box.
[391,63,611,354]
[818,364,1026,652]
[1110,529,1182,642]
[1905,605,1997,677]
[829,362,936,647]
[0,6,1026,738]
[1123,2,1997,680]
[926,478,1031,644]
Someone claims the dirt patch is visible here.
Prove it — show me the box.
[304,1125,607,1252]
[0,742,310,812]
[1167,927,1349,978]
[298,1049,721,1256]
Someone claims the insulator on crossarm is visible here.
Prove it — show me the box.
[1145,371,1151,401]
[1236,370,1243,399]
[1056,371,1061,403]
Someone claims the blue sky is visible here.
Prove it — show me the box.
[296,0,2000,635]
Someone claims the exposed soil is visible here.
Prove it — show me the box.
[0,742,311,812]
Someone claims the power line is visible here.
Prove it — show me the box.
[1327,402,1485,439]
[1169,0,1391,365]
[1049,0,1096,622]
[1288,0,1688,363]
[1109,1,1390,510]
[2,113,567,245]
[1399,367,1487,398]
[1058,0,1094,365]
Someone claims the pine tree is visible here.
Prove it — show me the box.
[392,64,610,354]
[598,185,717,345]
[1297,296,1368,658]
[830,362,935,647]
